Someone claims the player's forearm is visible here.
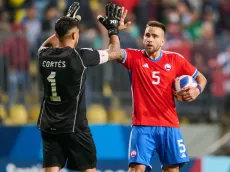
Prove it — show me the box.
[40,34,58,48]
[195,72,207,93]
[107,35,122,60]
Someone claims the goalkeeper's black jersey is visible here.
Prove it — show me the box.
[37,47,100,134]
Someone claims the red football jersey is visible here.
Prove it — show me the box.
[120,49,198,127]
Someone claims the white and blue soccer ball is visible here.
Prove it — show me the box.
[174,75,197,101]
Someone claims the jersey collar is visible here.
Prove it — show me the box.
[144,50,163,62]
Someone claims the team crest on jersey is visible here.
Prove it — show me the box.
[130,150,137,158]
[164,64,172,71]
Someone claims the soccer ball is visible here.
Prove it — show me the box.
[174,75,197,101]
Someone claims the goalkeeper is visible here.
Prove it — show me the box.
[37,2,129,172]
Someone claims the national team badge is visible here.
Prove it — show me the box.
[164,64,172,71]
[130,150,137,158]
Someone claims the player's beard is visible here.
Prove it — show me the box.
[145,44,161,54]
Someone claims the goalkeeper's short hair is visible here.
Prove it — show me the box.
[55,16,79,40]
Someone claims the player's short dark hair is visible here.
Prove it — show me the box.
[55,16,79,40]
[146,21,166,33]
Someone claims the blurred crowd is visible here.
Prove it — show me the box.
[0,0,230,126]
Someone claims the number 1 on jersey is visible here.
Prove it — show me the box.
[47,71,61,102]
[152,71,160,85]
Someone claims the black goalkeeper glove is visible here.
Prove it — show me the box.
[98,3,122,37]
[66,2,81,22]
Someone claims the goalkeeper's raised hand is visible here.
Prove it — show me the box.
[97,3,122,37]
[118,7,131,31]
[66,2,81,22]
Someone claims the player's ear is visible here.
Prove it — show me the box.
[72,32,76,40]
[72,29,79,40]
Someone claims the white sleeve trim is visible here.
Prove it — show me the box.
[38,47,49,53]
[97,50,109,64]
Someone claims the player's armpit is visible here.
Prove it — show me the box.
[38,34,58,57]
[194,71,207,93]
[117,49,125,62]
[39,34,58,50]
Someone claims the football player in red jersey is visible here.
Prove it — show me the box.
[117,20,207,172]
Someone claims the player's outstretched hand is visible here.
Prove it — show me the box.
[180,86,200,102]
[97,3,122,37]
[118,7,131,31]
[66,2,81,22]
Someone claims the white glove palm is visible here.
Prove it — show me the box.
[66,2,81,22]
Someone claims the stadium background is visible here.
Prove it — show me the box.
[0,0,230,171]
